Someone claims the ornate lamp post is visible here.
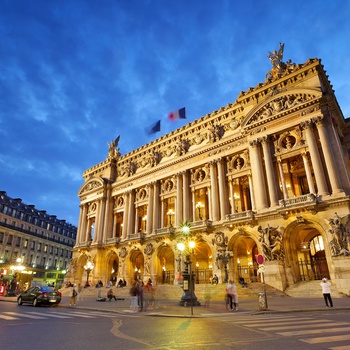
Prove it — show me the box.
[216,250,234,283]
[195,202,204,220]
[84,260,94,286]
[177,222,200,315]
[167,209,174,227]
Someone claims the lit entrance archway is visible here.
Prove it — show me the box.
[285,225,330,282]
[233,236,259,284]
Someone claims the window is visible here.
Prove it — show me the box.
[15,237,21,247]
[7,235,13,245]
[0,232,3,243]
[30,241,35,250]
[23,239,28,248]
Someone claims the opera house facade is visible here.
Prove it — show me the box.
[68,46,350,295]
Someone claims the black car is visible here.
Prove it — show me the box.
[17,286,62,306]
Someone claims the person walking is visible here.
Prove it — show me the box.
[320,278,333,308]
[129,281,138,313]
[69,284,78,307]
[226,279,238,311]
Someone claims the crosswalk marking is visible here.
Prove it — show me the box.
[278,326,350,337]
[238,315,350,348]
[258,321,349,331]
[4,312,46,319]
[300,334,350,344]
[26,311,72,318]
[0,314,18,320]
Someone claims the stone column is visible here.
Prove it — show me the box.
[182,171,190,221]
[261,136,279,207]
[217,158,229,219]
[153,181,160,230]
[249,140,268,210]
[228,178,236,214]
[127,190,135,235]
[277,159,288,199]
[160,199,164,228]
[301,120,329,196]
[191,189,196,221]
[146,185,154,234]
[301,152,316,194]
[77,204,86,243]
[93,199,102,243]
[176,174,183,225]
[122,193,129,239]
[134,206,139,233]
[209,161,220,221]
[103,185,113,240]
[315,116,343,194]
[207,186,212,220]
[248,175,256,211]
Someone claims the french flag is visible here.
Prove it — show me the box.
[168,107,186,121]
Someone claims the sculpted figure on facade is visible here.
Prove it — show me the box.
[328,214,350,256]
[108,135,120,159]
[258,225,284,261]
[266,43,296,81]
[66,257,78,278]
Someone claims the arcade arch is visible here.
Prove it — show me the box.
[284,222,330,283]
[230,234,259,283]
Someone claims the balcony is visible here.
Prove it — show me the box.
[225,210,254,224]
[278,194,318,215]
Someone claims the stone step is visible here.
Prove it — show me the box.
[284,280,346,298]
[60,282,288,301]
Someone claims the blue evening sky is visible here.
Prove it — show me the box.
[1,0,349,226]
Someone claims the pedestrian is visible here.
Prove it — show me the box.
[320,278,333,308]
[107,288,117,301]
[129,281,138,313]
[226,279,238,311]
[137,279,144,312]
[69,284,78,307]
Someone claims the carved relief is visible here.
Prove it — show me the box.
[191,168,207,184]
[328,213,350,256]
[207,123,225,143]
[119,247,128,259]
[248,94,312,126]
[88,202,97,214]
[144,243,154,256]
[258,225,284,261]
[80,180,103,194]
[273,127,304,154]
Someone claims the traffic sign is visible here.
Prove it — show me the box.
[258,264,265,273]
[256,254,265,265]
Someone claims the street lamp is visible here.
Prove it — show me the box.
[216,250,233,283]
[177,222,200,314]
[167,209,174,227]
[196,202,204,220]
[84,260,94,286]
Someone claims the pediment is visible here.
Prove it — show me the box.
[78,178,105,196]
[242,88,322,129]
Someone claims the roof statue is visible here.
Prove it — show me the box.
[108,135,121,159]
[266,43,295,81]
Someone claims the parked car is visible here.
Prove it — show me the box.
[17,286,61,306]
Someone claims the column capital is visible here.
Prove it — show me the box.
[249,139,260,147]
[300,119,314,130]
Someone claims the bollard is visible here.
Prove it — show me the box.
[258,292,267,311]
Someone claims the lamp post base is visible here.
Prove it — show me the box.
[179,271,201,307]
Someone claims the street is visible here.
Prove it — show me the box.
[1,302,350,349]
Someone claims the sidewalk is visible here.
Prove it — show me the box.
[1,294,350,317]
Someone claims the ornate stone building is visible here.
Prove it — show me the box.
[70,45,350,295]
